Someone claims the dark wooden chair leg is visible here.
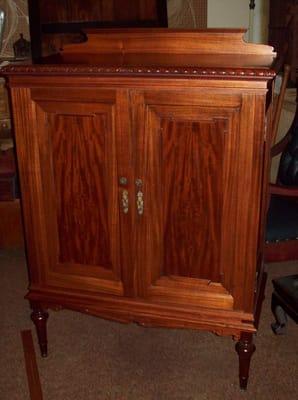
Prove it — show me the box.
[235,332,256,390]
[31,308,49,357]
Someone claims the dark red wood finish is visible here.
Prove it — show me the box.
[21,330,44,400]
[28,0,168,59]
[235,332,256,390]
[2,29,276,390]
[31,308,49,358]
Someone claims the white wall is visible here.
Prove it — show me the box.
[251,0,269,44]
[207,0,269,44]
[207,0,249,29]
[0,0,30,58]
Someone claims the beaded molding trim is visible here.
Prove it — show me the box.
[1,65,276,80]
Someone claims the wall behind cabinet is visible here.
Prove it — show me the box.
[0,0,30,58]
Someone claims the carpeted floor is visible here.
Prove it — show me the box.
[0,249,297,400]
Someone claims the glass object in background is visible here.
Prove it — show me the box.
[0,8,5,53]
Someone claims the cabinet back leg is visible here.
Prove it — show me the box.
[235,332,256,390]
[31,309,49,357]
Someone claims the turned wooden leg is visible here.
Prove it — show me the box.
[235,332,256,390]
[31,308,49,357]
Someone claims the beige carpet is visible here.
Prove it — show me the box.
[0,249,297,400]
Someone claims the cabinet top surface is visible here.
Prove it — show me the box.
[1,29,276,80]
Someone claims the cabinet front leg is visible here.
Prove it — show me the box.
[31,308,49,357]
[235,332,255,390]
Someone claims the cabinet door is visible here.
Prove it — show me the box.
[132,90,264,312]
[16,87,134,296]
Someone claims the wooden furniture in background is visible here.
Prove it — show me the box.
[0,76,10,131]
[2,29,276,390]
[269,0,298,83]
[28,0,168,60]
[271,65,291,147]
[265,91,298,262]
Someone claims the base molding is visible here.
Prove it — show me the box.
[26,288,255,339]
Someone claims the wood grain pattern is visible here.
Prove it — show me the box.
[39,99,123,293]
[10,88,50,286]
[4,29,276,389]
[114,90,137,297]
[160,118,224,280]
[26,287,254,337]
[62,29,276,59]
[21,330,43,400]
[50,112,111,267]
[39,0,160,23]
[133,93,239,310]
[218,94,266,312]
[14,89,126,296]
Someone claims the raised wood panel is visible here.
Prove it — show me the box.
[132,91,240,309]
[130,90,266,313]
[160,117,225,281]
[31,92,125,295]
[50,112,112,268]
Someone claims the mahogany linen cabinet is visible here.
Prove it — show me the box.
[2,30,276,390]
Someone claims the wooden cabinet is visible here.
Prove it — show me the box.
[2,29,276,390]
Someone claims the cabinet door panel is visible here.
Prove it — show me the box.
[133,91,263,311]
[51,112,112,267]
[31,90,125,295]
[161,117,224,281]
